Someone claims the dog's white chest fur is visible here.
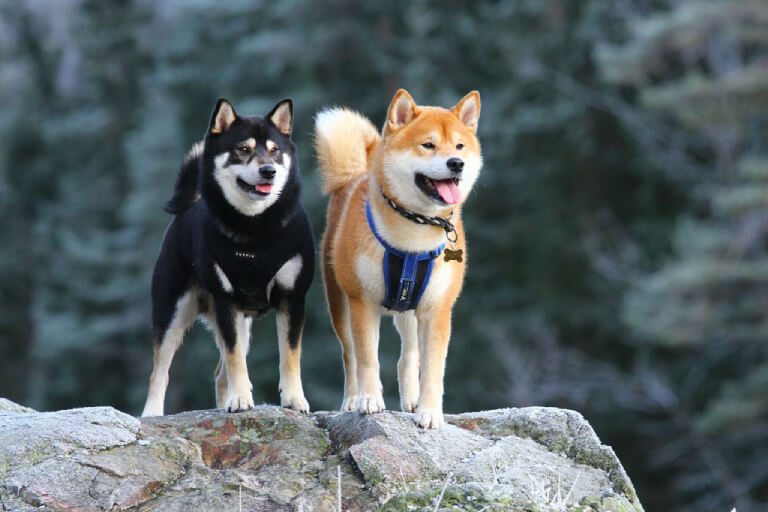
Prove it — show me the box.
[214,263,234,293]
[415,259,451,308]
[266,254,303,298]
[355,245,452,312]
[355,250,386,304]
[214,254,303,300]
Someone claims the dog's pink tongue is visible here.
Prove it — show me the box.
[257,183,273,194]
[434,179,461,204]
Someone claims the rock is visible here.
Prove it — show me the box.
[0,398,35,414]
[0,401,644,511]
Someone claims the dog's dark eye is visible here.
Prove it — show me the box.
[237,145,252,154]
[456,143,464,150]
[421,142,435,150]
[270,146,280,155]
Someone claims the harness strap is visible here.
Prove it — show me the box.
[366,201,445,311]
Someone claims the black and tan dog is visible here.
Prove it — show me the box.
[142,98,314,417]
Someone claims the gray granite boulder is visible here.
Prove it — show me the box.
[0,399,643,511]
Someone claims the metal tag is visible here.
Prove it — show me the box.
[444,248,463,262]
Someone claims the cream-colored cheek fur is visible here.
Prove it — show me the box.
[213,153,291,217]
[381,151,482,214]
[458,153,482,198]
[381,152,439,214]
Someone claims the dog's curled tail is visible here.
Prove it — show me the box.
[164,141,203,215]
[314,108,380,195]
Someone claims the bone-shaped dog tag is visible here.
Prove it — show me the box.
[444,248,463,262]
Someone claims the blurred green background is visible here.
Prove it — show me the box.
[1,0,767,509]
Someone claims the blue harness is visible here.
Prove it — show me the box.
[366,201,445,311]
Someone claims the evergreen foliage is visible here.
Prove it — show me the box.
[0,0,765,508]
[599,1,768,509]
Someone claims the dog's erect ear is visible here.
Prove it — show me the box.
[267,99,293,136]
[210,98,237,135]
[451,91,481,133]
[385,89,418,133]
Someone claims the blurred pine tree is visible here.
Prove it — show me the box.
[3,0,765,508]
[599,1,768,509]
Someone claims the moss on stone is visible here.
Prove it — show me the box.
[578,494,641,512]
[566,445,637,502]
[381,484,514,511]
[22,447,47,466]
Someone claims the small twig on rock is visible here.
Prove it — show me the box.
[399,464,409,492]
[562,471,580,506]
[337,465,342,512]
[433,472,452,512]
[239,483,242,512]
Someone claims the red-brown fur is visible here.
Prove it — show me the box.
[315,90,482,428]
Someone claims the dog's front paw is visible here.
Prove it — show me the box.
[401,398,418,414]
[141,404,164,417]
[415,407,444,429]
[356,393,385,414]
[225,391,255,413]
[399,379,419,413]
[341,395,359,412]
[281,389,310,414]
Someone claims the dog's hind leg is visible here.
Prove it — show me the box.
[394,313,419,413]
[323,260,358,411]
[142,288,198,417]
[211,300,254,412]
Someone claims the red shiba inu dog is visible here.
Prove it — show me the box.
[315,89,482,428]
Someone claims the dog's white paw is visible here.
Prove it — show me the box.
[225,390,255,413]
[341,395,359,412]
[141,404,163,417]
[401,398,418,414]
[415,407,444,429]
[399,380,419,413]
[281,389,310,414]
[356,393,385,414]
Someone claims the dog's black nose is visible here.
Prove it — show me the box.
[446,157,464,173]
[259,165,276,179]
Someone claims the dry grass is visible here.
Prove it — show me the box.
[523,471,581,512]
[337,465,342,512]
[433,472,452,512]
